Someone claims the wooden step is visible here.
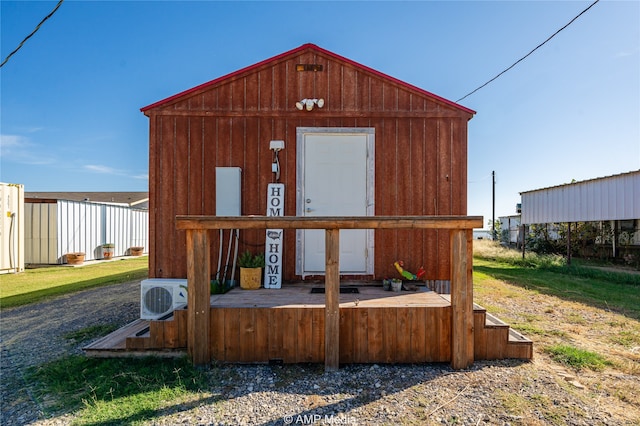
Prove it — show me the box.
[83,318,186,358]
[126,308,188,350]
[84,319,149,352]
[473,307,533,360]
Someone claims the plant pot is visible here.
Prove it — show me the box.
[382,279,391,291]
[130,247,144,256]
[66,252,85,265]
[391,279,403,292]
[102,245,115,259]
[240,267,262,290]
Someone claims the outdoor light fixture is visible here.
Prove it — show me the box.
[295,98,325,111]
[270,140,285,181]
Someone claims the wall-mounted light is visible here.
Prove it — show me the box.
[295,98,325,111]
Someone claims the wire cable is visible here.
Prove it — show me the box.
[1,0,64,68]
[456,0,600,103]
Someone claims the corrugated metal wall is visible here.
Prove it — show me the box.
[521,171,640,224]
[130,209,149,252]
[24,200,149,264]
[24,202,58,264]
[58,200,103,259]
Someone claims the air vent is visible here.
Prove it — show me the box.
[296,64,323,72]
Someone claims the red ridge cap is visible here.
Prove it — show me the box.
[141,43,475,115]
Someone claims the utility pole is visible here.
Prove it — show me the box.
[492,170,496,241]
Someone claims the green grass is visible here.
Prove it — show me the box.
[27,356,214,425]
[474,241,640,286]
[473,258,640,319]
[0,257,148,308]
[509,323,568,338]
[609,330,640,348]
[3,257,219,424]
[473,241,640,319]
[545,344,611,371]
[63,324,120,344]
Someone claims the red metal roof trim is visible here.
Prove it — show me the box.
[141,43,476,115]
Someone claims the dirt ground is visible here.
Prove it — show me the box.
[1,268,639,425]
[472,267,640,424]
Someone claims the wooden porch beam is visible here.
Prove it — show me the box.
[450,229,474,369]
[186,229,210,367]
[325,229,340,371]
[177,215,483,231]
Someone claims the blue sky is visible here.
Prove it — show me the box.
[1,0,638,227]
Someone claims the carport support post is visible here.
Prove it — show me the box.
[567,222,572,266]
[450,229,474,369]
[186,229,210,367]
[325,228,340,371]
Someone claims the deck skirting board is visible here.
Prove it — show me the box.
[84,287,532,363]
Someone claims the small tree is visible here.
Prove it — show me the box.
[488,219,501,241]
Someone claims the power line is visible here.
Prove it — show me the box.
[468,173,493,184]
[456,0,600,103]
[1,0,65,68]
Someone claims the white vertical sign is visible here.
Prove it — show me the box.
[265,184,284,289]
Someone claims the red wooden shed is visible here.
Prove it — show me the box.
[91,44,533,370]
[141,43,475,283]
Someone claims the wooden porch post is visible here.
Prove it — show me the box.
[186,229,210,367]
[450,229,474,369]
[325,228,340,371]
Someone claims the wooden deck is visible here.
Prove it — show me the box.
[84,284,532,363]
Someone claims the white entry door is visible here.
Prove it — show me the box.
[296,128,374,276]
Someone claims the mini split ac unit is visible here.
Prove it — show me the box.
[140,279,188,320]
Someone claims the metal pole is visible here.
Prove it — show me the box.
[567,222,572,266]
[492,171,496,241]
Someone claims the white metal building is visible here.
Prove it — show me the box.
[499,215,522,245]
[25,198,149,264]
[521,171,639,225]
[520,170,640,249]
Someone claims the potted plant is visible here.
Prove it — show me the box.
[391,278,403,292]
[66,252,85,265]
[130,246,144,256]
[102,243,115,259]
[237,250,265,290]
[210,279,233,294]
[382,278,392,291]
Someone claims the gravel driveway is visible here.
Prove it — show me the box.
[1,280,140,425]
[2,279,638,425]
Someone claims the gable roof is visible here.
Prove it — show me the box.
[141,43,475,115]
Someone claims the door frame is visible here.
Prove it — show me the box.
[295,127,375,277]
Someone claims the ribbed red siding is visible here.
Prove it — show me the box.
[144,45,473,281]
